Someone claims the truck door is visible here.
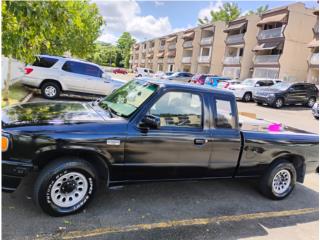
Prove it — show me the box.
[125,90,212,181]
[208,95,242,177]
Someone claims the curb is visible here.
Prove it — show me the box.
[21,91,34,104]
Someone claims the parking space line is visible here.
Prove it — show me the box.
[37,208,318,240]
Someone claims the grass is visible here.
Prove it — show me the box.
[2,83,30,107]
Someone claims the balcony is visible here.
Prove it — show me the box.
[142,48,146,52]
[159,45,165,51]
[134,59,138,63]
[141,59,145,63]
[198,56,211,63]
[253,68,280,79]
[200,37,213,45]
[168,44,176,50]
[183,41,193,48]
[258,27,283,40]
[226,34,244,45]
[167,58,175,64]
[158,58,164,63]
[310,53,319,65]
[182,57,192,64]
[149,47,154,52]
[254,55,280,64]
[224,56,242,65]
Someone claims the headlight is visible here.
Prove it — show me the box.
[2,136,9,152]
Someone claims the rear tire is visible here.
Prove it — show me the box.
[259,160,296,200]
[306,97,316,108]
[256,102,262,106]
[33,157,98,216]
[41,82,60,99]
[242,92,252,102]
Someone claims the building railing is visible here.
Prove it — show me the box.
[257,27,283,40]
[226,34,244,44]
[200,37,213,45]
[224,56,242,64]
[142,48,146,52]
[198,55,211,63]
[149,47,154,52]
[141,59,145,63]
[159,45,165,51]
[168,44,176,50]
[254,54,280,64]
[167,58,175,63]
[182,56,192,64]
[222,67,241,79]
[147,59,153,63]
[158,58,164,63]
[310,53,319,65]
[253,68,280,78]
[183,41,193,48]
[134,59,138,63]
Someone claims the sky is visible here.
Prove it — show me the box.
[94,0,318,44]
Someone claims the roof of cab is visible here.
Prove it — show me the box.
[139,78,235,96]
[37,54,102,68]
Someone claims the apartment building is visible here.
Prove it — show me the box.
[307,9,319,84]
[222,14,260,79]
[252,3,317,81]
[130,3,318,82]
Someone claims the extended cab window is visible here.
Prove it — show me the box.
[150,92,202,128]
[214,99,236,129]
[33,57,58,68]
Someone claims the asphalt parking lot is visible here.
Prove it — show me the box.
[3,82,319,240]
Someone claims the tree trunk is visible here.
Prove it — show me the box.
[3,56,12,106]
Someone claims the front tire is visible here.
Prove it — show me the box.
[41,82,60,99]
[259,160,296,200]
[34,157,98,216]
[307,97,316,108]
[242,92,252,102]
[273,98,284,108]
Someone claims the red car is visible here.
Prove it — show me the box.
[113,68,128,74]
[191,74,215,85]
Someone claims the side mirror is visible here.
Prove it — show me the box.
[139,115,160,132]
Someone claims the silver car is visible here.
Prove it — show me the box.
[21,55,124,99]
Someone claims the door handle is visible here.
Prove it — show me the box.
[194,138,207,145]
[104,81,110,83]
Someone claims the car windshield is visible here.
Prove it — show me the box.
[273,82,292,91]
[98,80,158,117]
[241,79,257,86]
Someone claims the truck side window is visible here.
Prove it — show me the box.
[150,92,202,128]
[214,99,235,129]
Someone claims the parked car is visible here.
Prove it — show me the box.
[191,74,214,85]
[204,76,232,88]
[21,55,123,99]
[135,67,154,77]
[312,102,319,119]
[228,78,282,102]
[112,68,128,74]
[2,79,318,216]
[217,80,241,89]
[254,82,319,108]
[162,72,193,82]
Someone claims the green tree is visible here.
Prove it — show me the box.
[2,1,104,104]
[116,32,136,68]
[198,3,241,24]
[246,5,269,16]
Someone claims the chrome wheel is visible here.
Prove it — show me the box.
[44,86,57,97]
[50,172,88,208]
[244,93,251,102]
[275,98,283,108]
[272,169,291,195]
[307,97,316,107]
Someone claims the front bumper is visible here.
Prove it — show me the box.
[2,159,33,192]
[253,95,274,105]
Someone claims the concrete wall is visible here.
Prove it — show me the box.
[210,21,227,75]
[1,56,25,89]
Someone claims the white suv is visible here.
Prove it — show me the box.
[228,78,282,102]
[21,55,124,99]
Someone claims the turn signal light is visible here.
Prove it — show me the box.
[2,136,9,152]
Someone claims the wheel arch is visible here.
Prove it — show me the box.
[33,148,111,185]
[40,79,63,91]
[269,154,305,183]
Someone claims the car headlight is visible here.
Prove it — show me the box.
[2,136,9,152]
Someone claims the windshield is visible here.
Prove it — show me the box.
[241,79,256,86]
[98,80,158,117]
[273,82,291,91]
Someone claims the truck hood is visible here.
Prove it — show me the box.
[2,101,107,127]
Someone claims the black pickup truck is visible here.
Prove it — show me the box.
[2,79,319,216]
